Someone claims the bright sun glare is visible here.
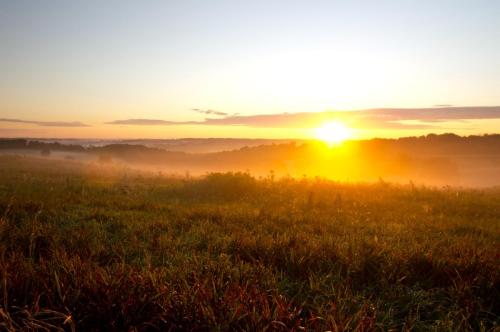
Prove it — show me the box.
[315,121,352,145]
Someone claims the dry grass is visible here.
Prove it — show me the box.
[0,155,498,331]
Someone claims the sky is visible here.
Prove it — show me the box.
[1,0,500,139]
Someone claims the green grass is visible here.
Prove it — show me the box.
[0,155,499,331]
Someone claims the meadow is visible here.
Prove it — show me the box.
[0,155,498,331]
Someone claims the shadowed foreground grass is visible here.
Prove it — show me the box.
[0,155,499,331]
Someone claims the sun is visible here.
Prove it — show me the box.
[315,121,352,145]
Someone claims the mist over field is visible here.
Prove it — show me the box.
[2,134,500,187]
[0,151,499,331]
[1,135,499,330]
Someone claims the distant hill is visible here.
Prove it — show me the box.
[1,134,499,186]
[3,138,302,153]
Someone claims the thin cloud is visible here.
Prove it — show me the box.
[360,106,500,122]
[191,108,228,116]
[0,118,90,127]
[105,119,197,125]
[105,106,500,129]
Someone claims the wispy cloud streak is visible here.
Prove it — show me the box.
[105,119,198,125]
[191,108,228,116]
[0,118,90,127]
[106,106,500,129]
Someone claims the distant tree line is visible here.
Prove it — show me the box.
[0,139,86,152]
[2,134,500,157]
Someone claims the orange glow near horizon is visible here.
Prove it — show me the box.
[315,121,353,146]
[1,118,500,140]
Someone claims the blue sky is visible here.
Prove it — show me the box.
[1,0,499,138]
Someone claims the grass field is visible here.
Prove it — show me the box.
[0,155,499,331]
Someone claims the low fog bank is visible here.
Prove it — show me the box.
[1,134,499,187]
[24,138,301,153]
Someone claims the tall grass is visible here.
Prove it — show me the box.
[0,155,498,331]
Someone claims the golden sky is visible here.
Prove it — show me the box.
[1,1,500,139]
